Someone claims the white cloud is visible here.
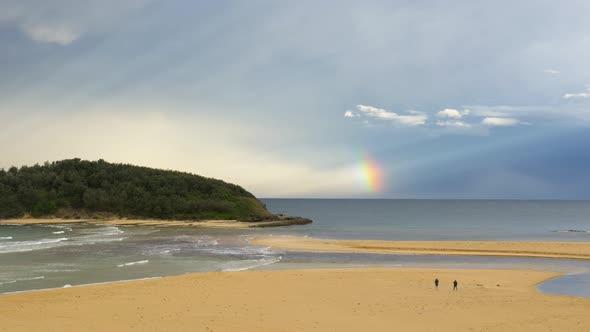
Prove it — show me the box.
[463,104,590,124]
[344,110,360,118]
[469,109,508,117]
[481,117,521,126]
[356,104,397,119]
[436,120,471,128]
[0,0,152,45]
[23,24,81,45]
[563,92,590,99]
[356,105,427,126]
[436,108,463,119]
[395,114,428,126]
[463,105,554,117]
[563,84,590,99]
[542,69,560,74]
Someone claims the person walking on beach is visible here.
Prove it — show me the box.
[434,278,439,289]
[453,280,458,291]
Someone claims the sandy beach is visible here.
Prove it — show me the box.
[253,237,590,260]
[0,268,588,332]
[0,217,310,229]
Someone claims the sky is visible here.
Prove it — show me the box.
[1,0,590,199]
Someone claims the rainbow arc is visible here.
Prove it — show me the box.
[360,155,384,193]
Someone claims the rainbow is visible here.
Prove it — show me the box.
[359,155,384,193]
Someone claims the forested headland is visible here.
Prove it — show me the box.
[0,159,276,221]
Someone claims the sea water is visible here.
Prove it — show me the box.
[263,199,590,241]
[0,199,589,296]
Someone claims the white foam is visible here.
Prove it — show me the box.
[0,280,17,285]
[173,235,218,245]
[0,238,69,254]
[0,236,12,240]
[170,235,220,250]
[116,260,149,267]
[127,228,160,235]
[69,226,126,245]
[143,246,182,256]
[79,226,124,235]
[201,239,219,246]
[35,262,80,273]
[202,245,278,256]
[37,268,80,273]
[221,257,282,272]
[44,225,73,232]
[160,248,181,255]
[0,226,129,254]
[22,276,45,281]
[0,276,45,286]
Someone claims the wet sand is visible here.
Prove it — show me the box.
[253,236,590,259]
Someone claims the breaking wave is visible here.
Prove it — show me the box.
[0,226,126,254]
[67,226,127,245]
[172,235,219,246]
[201,245,278,256]
[44,225,73,232]
[221,257,282,272]
[0,238,69,254]
[117,260,150,267]
[0,276,45,286]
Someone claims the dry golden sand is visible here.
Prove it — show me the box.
[0,268,588,332]
[0,218,297,229]
[253,236,590,260]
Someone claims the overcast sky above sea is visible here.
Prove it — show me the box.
[1,0,590,198]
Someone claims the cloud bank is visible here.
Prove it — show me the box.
[2,1,590,198]
[346,104,545,130]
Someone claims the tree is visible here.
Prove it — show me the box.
[0,159,273,221]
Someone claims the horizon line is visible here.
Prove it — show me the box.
[259,197,590,201]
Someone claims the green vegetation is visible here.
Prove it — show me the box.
[0,159,274,221]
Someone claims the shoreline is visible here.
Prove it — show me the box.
[1,268,588,331]
[0,268,570,298]
[0,276,163,296]
[0,266,580,298]
[253,237,590,260]
[0,216,311,229]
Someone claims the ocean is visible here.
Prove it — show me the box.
[1,199,589,296]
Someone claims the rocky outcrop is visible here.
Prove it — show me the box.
[247,215,312,228]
